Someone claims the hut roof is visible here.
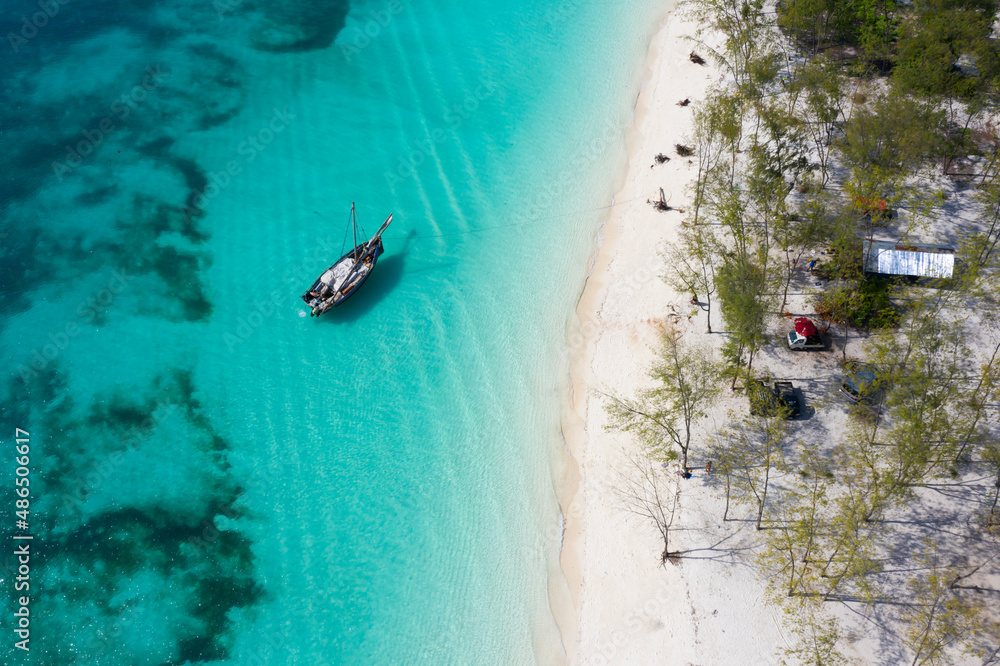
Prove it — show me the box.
[862,240,955,279]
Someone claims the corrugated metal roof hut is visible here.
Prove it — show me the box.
[862,240,955,279]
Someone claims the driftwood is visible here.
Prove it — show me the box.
[675,143,694,157]
[650,153,670,168]
[648,188,672,211]
[647,188,685,213]
[689,51,705,65]
[677,98,690,107]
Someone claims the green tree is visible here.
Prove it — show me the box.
[748,100,811,190]
[777,0,858,55]
[778,0,899,69]
[604,327,721,468]
[788,59,847,187]
[663,224,720,333]
[716,254,773,385]
[716,414,787,529]
[984,406,1000,530]
[691,0,780,93]
[968,165,1000,267]
[699,90,749,190]
[892,0,1000,173]
[900,540,984,666]
[774,194,831,314]
[863,288,986,484]
[759,447,833,598]
[779,600,848,665]
[839,92,943,189]
[893,0,1000,100]
[816,492,885,601]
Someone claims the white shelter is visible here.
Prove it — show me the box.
[862,240,955,279]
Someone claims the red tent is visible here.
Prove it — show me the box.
[794,317,818,337]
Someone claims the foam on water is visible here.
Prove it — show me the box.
[0,0,662,662]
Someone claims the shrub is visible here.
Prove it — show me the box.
[815,276,900,330]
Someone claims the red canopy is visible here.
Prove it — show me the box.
[854,196,887,212]
[794,317,818,336]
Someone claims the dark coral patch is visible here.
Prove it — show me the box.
[53,504,261,660]
[189,42,239,70]
[252,0,352,53]
[91,193,214,322]
[137,136,176,156]
[149,246,214,321]
[88,398,151,431]
[154,369,231,456]
[1,367,261,663]
[0,141,56,210]
[199,109,242,130]
[171,157,212,241]
[0,225,45,316]
[75,184,120,206]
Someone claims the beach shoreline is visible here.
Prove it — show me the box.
[553,4,790,662]
[555,1,704,658]
[549,1,679,652]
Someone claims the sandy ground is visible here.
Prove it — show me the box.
[556,3,999,665]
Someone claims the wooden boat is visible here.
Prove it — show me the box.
[302,204,392,316]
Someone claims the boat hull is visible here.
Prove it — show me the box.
[334,240,383,305]
[301,239,384,315]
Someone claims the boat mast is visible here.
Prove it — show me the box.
[351,201,358,261]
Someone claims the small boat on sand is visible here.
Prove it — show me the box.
[302,203,392,316]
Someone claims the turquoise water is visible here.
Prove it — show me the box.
[0,0,661,663]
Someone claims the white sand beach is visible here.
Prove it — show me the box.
[557,2,1000,664]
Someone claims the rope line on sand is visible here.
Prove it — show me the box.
[379,194,651,240]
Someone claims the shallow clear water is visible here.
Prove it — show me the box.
[0,0,660,663]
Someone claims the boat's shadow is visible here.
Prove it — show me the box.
[317,232,461,324]
[323,252,406,323]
